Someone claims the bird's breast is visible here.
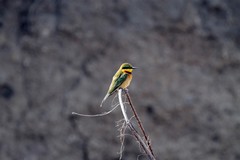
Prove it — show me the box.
[120,74,132,89]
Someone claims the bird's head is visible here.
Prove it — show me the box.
[120,63,137,74]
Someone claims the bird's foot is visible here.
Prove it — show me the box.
[123,88,129,93]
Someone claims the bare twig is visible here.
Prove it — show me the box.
[72,103,118,117]
[72,89,157,160]
[118,89,156,160]
[123,89,155,157]
[117,120,127,160]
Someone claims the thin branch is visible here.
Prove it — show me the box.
[72,103,119,117]
[117,120,127,160]
[118,89,156,160]
[118,89,129,122]
[124,89,155,157]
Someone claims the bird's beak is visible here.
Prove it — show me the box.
[132,66,138,69]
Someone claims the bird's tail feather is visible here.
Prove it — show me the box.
[100,93,110,107]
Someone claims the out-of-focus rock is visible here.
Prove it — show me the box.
[0,0,240,160]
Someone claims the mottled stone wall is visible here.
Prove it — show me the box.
[0,0,240,160]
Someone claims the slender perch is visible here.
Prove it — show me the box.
[118,89,156,160]
[124,89,155,157]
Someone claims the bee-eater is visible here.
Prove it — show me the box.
[100,63,137,107]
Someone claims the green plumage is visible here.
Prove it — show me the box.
[100,63,136,107]
[108,73,128,95]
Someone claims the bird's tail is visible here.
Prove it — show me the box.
[100,93,110,107]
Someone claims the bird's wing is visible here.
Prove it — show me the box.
[109,73,128,95]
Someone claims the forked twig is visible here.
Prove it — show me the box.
[123,89,155,157]
[72,89,156,160]
[118,89,156,160]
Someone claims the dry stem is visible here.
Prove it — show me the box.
[123,89,155,157]
[118,89,156,160]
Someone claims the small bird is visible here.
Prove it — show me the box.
[100,63,137,107]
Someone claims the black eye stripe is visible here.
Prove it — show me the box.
[122,67,132,69]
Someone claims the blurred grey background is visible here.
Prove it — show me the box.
[0,0,240,160]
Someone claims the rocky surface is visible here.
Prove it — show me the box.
[0,0,240,160]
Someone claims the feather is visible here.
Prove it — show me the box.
[100,93,110,107]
